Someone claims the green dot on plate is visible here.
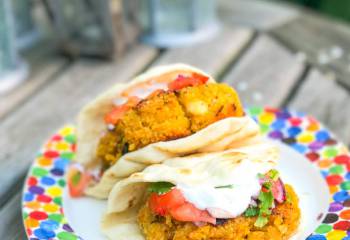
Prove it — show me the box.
[324,147,338,158]
[54,197,62,206]
[57,232,77,240]
[23,212,28,219]
[64,135,76,144]
[315,224,332,234]
[60,152,75,160]
[341,181,350,190]
[58,179,66,187]
[49,214,63,223]
[32,167,48,177]
[248,107,263,116]
[329,165,344,174]
[259,124,270,134]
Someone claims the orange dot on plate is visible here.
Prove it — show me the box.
[25,201,41,210]
[37,157,53,167]
[329,185,339,194]
[25,217,39,228]
[318,159,333,168]
[307,123,320,131]
[340,209,350,219]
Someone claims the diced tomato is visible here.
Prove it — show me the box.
[105,97,141,124]
[67,167,91,198]
[149,188,186,216]
[148,188,215,224]
[104,105,129,124]
[168,73,209,91]
[170,202,216,224]
[271,178,286,203]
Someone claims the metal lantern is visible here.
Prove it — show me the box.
[126,0,219,47]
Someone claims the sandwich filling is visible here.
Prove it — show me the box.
[97,73,244,170]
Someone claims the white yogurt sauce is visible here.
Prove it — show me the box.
[128,82,169,99]
[177,159,271,219]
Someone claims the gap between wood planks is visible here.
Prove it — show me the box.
[216,31,259,82]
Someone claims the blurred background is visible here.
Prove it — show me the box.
[1,0,349,95]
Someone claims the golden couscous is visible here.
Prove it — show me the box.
[97,83,244,169]
[138,184,300,240]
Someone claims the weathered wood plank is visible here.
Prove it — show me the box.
[271,13,350,88]
[288,69,350,145]
[0,192,26,240]
[0,42,69,119]
[0,45,158,207]
[218,0,299,30]
[222,34,306,107]
[151,26,254,78]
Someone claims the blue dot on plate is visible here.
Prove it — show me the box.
[24,193,34,201]
[288,127,302,137]
[321,171,329,178]
[54,157,70,170]
[40,220,59,231]
[271,119,285,130]
[292,143,307,154]
[333,191,350,202]
[316,131,330,142]
[345,172,350,180]
[33,228,55,239]
[306,235,326,240]
[41,177,55,186]
[342,237,350,240]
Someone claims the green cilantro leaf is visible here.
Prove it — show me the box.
[71,172,81,186]
[268,169,280,181]
[148,182,175,194]
[244,206,259,217]
[215,184,235,189]
[254,214,269,228]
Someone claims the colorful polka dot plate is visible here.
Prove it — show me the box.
[22,107,350,240]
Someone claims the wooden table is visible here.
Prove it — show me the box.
[1,1,350,239]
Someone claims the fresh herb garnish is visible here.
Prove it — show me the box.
[71,172,81,186]
[252,169,283,228]
[244,206,259,217]
[254,190,274,227]
[255,214,269,228]
[267,169,280,181]
[215,184,235,189]
[148,182,175,194]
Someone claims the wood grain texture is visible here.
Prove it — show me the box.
[288,69,350,146]
[271,13,350,88]
[151,26,254,78]
[222,34,306,107]
[0,45,158,207]
[218,0,299,30]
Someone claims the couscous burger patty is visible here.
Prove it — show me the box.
[97,83,244,169]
